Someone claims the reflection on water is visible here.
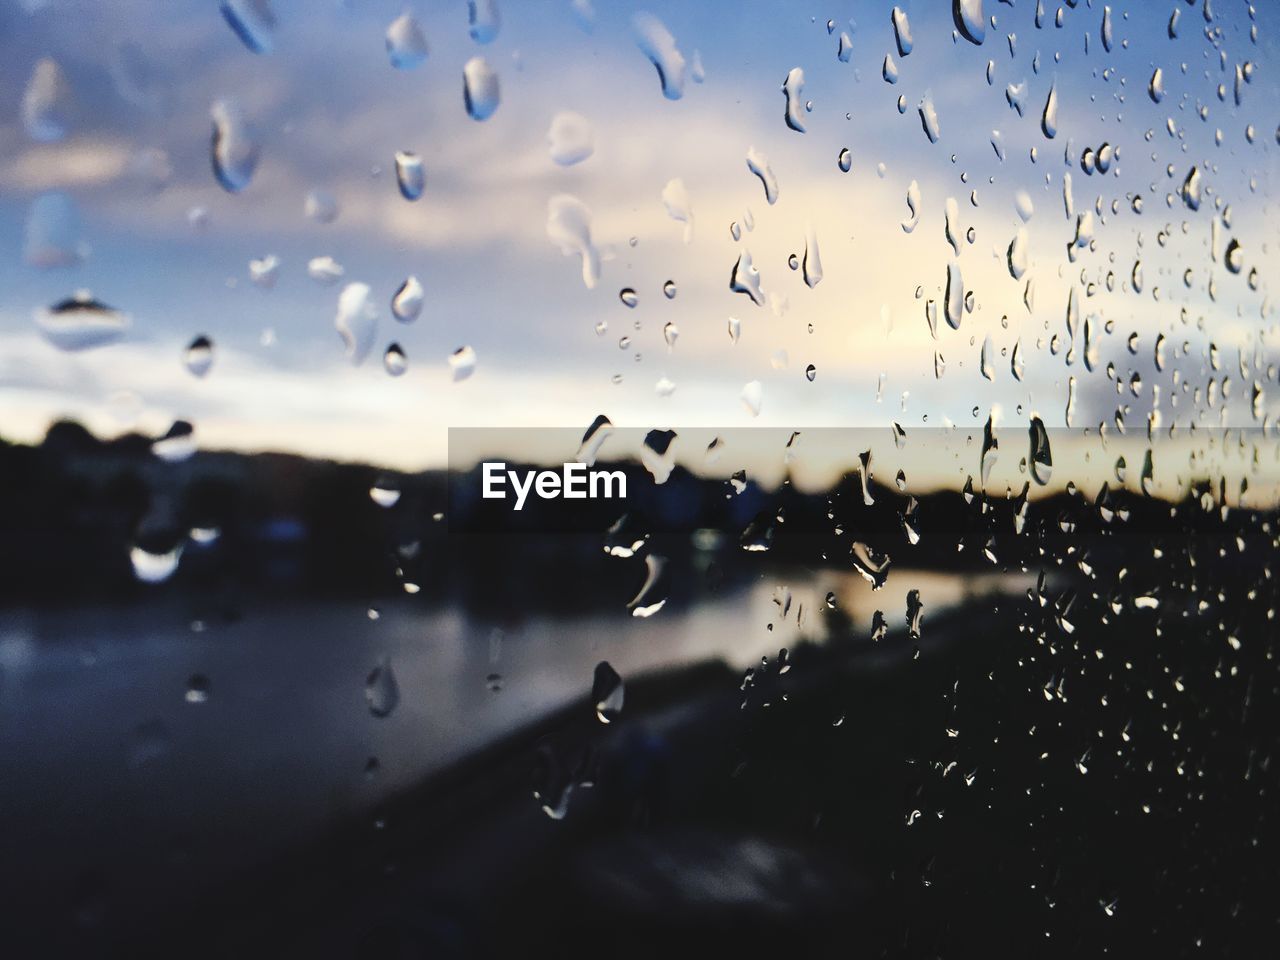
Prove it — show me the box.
[0,568,1028,926]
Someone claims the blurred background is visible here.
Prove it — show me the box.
[1,1,1278,956]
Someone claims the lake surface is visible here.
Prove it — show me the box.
[0,567,1031,934]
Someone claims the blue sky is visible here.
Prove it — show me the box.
[0,0,1277,497]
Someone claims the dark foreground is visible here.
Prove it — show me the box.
[27,579,1278,960]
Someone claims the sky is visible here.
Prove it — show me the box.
[0,0,1277,499]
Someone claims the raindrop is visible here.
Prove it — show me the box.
[386,13,428,69]
[953,0,985,45]
[1008,227,1028,279]
[449,346,477,381]
[663,281,677,301]
[641,429,677,484]
[906,589,924,639]
[661,178,694,243]
[1028,416,1053,485]
[335,283,377,365]
[153,420,196,462]
[394,151,425,200]
[548,111,595,165]
[730,250,765,305]
[1040,83,1058,139]
[805,364,817,382]
[546,195,601,288]
[184,675,211,704]
[1148,67,1165,104]
[35,292,129,351]
[741,380,764,417]
[838,148,852,172]
[249,254,280,289]
[220,0,275,54]
[883,54,900,84]
[305,189,338,224]
[802,225,823,288]
[131,545,182,584]
[468,0,500,44]
[22,57,72,141]
[891,6,914,56]
[1181,166,1202,211]
[632,12,687,100]
[902,180,921,233]
[23,192,83,268]
[383,343,407,376]
[463,57,500,120]
[619,287,639,308]
[210,99,259,192]
[365,658,400,718]
[918,94,941,143]
[781,67,807,132]
[184,335,214,377]
[627,554,668,617]
[577,415,614,466]
[1225,238,1243,274]
[746,147,779,204]
[592,661,624,723]
[391,276,424,322]
[308,256,344,285]
[944,262,964,329]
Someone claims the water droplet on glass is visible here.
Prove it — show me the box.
[902,180,921,233]
[661,178,694,242]
[802,225,823,288]
[548,111,594,165]
[1181,166,1202,211]
[741,380,764,417]
[23,192,83,268]
[335,283,377,365]
[220,0,275,54]
[627,554,668,617]
[210,99,259,192]
[386,13,428,69]
[837,148,852,172]
[1008,227,1028,279]
[546,194,601,289]
[391,275,424,322]
[35,292,129,351]
[891,6,914,56]
[365,658,400,718]
[383,343,407,376]
[1040,83,1059,139]
[1148,67,1165,103]
[746,147,779,204]
[945,262,964,330]
[905,589,924,638]
[185,674,211,704]
[130,544,182,584]
[394,151,425,200]
[152,420,196,462]
[1028,416,1053,485]
[781,67,807,132]
[1225,238,1243,274]
[592,661,624,723]
[632,12,686,100]
[184,335,214,377]
[730,250,765,305]
[449,345,477,381]
[954,0,985,45]
[307,256,344,285]
[918,94,941,143]
[463,57,500,120]
[468,0,500,44]
[249,254,280,289]
[22,57,72,141]
[805,364,817,382]
[577,415,614,466]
